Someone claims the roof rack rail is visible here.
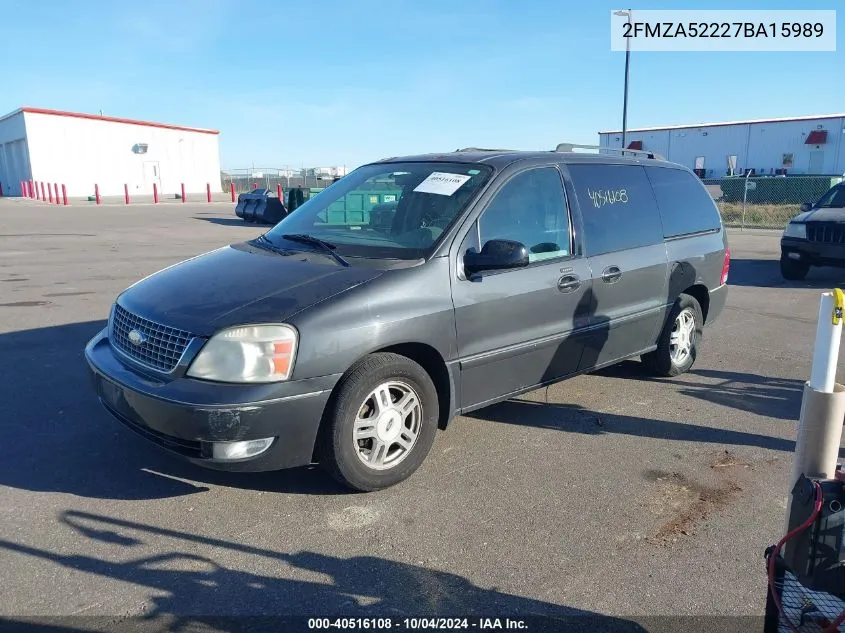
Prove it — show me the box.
[554,143,665,161]
[455,147,515,152]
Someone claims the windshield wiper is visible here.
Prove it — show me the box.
[254,234,300,256]
[281,233,350,267]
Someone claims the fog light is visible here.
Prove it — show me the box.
[211,438,274,461]
[788,252,802,260]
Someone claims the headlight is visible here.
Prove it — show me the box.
[186,325,298,383]
[783,222,807,239]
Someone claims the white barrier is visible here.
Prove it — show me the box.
[809,291,844,393]
[785,289,845,538]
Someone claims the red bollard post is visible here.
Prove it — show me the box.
[28,179,34,199]
[54,183,59,205]
[124,184,130,205]
[19,181,23,197]
[230,182,235,202]
[61,184,68,206]
[94,183,100,205]
[207,183,212,203]
[47,183,52,203]
[40,182,46,201]
[276,183,282,201]
[153,183,159,204]
[252,181,257,191]
[35,181,40,200]
[181,183,186,203]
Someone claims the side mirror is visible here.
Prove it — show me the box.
[464,239,529,276]
[800,202,813,213]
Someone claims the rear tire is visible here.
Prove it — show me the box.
[780,255,809,281]
[316,353,439,492]
[642,293,703,377]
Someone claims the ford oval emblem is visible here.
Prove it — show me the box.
[127,329,147,346]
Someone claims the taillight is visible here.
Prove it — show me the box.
[720,247,731,285]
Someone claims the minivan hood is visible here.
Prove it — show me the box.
[796,207,845,223]
[116,241,383,336]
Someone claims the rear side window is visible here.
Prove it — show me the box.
[645,166,722,237]
[567,164,663,256]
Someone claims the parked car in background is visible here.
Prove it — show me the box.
[85,144,729,491]
[781,182,845,280]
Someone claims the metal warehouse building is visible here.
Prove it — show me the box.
[599,114,845,178]
[0,107,222,198]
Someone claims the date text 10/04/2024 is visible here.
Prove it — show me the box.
[307,618,529,630]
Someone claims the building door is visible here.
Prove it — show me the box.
[143,161,161,192]
[808,151,825,175]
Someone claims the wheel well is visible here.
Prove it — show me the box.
[682,284,710,323]
[310,343,453,463]
[377,343,452,430]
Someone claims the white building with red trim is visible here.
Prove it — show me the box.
[0,107,222,198]
[598,113,845,178]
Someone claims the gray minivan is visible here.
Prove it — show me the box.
[85,145,730,491]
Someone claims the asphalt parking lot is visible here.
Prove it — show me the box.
[1,198,844,631]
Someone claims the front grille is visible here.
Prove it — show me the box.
[110,304,193,372]
[807,223,845,245]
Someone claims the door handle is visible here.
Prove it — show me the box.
[600,266,622,284]
[557,274,581,293]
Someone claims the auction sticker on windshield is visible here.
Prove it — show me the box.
[414,172,471,196]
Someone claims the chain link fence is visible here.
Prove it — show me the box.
[703,175,844,230]
[221,167,345,200]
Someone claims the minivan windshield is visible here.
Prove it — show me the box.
[262,162,493,260]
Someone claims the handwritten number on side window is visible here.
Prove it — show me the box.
[586,188,628,209]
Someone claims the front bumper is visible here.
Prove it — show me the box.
[781,237,845,268]
[84,328,340,472]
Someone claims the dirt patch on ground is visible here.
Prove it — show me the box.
[643,450,758,545]
[647,472,742,543]
[710,450,752,470]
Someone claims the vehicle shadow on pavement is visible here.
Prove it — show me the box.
[0,320,349,501]
[727,258,845,289]
[468,396,803,454]
[192,216,271,228]
[0,510,649,633]
[594,362,804,421]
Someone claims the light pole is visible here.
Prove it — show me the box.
[614,9,632,152]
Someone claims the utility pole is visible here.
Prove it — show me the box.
[614,10,632,151]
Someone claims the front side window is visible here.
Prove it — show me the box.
[475,167,571,262]
[263,162,493,260]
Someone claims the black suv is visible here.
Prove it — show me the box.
[781,181,845,280]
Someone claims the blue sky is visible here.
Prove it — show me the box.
[2,0,842,170]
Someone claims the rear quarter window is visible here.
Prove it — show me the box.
[645,166,722,237]
[566,164,664,256]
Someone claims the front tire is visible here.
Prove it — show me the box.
[780,255,809,281]
[642,293,703,377]
[317,353,439,492]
